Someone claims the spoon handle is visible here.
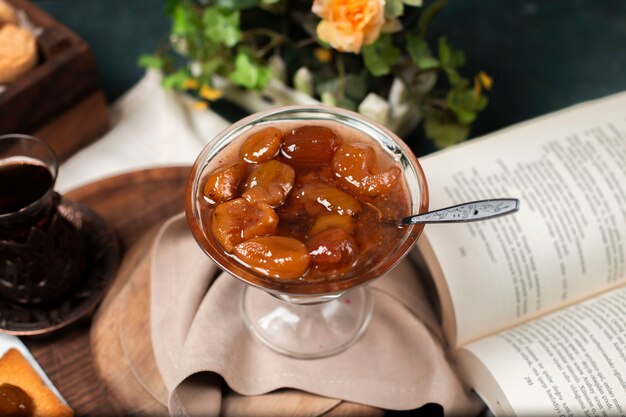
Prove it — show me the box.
[401,198,520,225]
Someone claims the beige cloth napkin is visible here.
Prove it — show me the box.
[150,214,482,416]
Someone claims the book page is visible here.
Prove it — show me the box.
[457,286,626,417]
[417,92,626,346]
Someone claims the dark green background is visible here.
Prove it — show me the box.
[33,0,626,150]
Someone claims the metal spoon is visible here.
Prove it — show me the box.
[400,198,520,225]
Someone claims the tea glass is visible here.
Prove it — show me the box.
[0,134,85,304]
[185,106,428,358]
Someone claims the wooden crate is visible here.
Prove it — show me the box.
[0,0,109,162]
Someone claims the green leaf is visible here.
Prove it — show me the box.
[402,0,423,6]
[417,0,446,36]
[171,4,196,36]
[316,78,340,95]
[336,96,357,112]
[424,114,469,148]
[362,35,400,77]
[137,54,164,70]
[444,68,461,86]
[449,104,476,125]
[344,73,367,101]
[385,0,404,19]
[165,0,180,16]
[257,66,272,88]
[228,50,270,89]
[437,36,467,87]
[406,35,439,70]
[381,18,403,34]
[438,36,451,66]
[229,52,257,88]
[447,88,488,124]
[202,57,224,75]
[215,0,259,10]
[438,36,465,69]
[203,7,241,47]
[162,69,190,90]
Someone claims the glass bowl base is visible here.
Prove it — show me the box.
[240,285,373,359]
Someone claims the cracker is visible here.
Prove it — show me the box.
[0,348,73,417]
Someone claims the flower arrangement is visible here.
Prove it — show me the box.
[140,0,491,148]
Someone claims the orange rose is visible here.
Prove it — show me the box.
[313,0,385,54]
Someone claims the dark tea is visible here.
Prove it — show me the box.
[0,135,86,305]
[0,161,53,215]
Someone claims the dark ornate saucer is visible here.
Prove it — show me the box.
[0,199,120,335]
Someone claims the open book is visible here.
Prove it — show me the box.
[414,92,626,416]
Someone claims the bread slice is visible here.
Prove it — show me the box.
[0,348,73,417]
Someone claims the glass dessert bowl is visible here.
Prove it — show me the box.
[185,106,428,358]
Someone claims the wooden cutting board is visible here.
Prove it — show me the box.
[84,166,384,417]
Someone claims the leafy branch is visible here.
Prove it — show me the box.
[139,0,491,148]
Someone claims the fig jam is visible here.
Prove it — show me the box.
[0,383,33,417]
[198,122,411,282]
[0,163,52,215]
